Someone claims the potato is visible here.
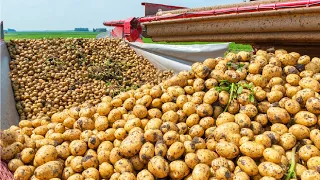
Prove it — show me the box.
[307,156,320,172]
[144,129,162,143]
[236,156,258,176]
[163,131,179,146]
[239,104,258,118]
[196,103,213,117]
[255,134,271,148]
[196,149,217,166]
[119,131,144,157]
[137,169,155,180]
[292,88,315,105]
[148,156,169,178]
[219,91,230,105]
[213,122,240,141]
[258,162,284,179]
[69,140,87,156]
[81,155,98,169]
[168,160,190,179]
[74,117,94,131]
[301,170,320,180]
[216,112,235,126]
[20,147,35,164]
[240,141,265,158]
[233,172,250,180]
[192,163,210,180]
[216,141,239,159]
[34,145,57,166]
[234,113,251,128]
[177,122,188,134]
[162,102,178,112]
[67,173,84,180]
[183,153,200,170]
[267,90,283,103]
[300,77,320,92]
[118,172,136,180]
[129,155,144,171]
[144,118,162,130]
[189,125,204,137]
[99,162,114,179]
[114,158,134,174]
[97,102,111,116]
[70,156,84,172]
[8,158,24,172]
[279,133,296,150]
[161,110,179,124]
[63,129,81,141]
[298,145,320,162]
[295,163,307,178]
[263,148,281,164]
[306,97,320,114]
[14,166,33,180]
[186,114,200,127]
[155,140,168,157]
[267,107,290,124]
[284,99,300,114]
[240,128,254,139]
[94,116,108,131]
[294,111,317,126]
[62,166,75,180]
[288,124,310,140]
[34,161,63,179]
[139,142,155,163]
[166,142,185,161]
[108,109,122,123]
[65,156,75,167]
[183,102,197,116]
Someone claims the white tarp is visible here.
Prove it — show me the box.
[0,41,19,130]
[129,42,230,73]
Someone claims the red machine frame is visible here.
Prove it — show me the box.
[104,0,320,42]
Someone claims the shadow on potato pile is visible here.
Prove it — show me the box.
[1,48,320,180]
[7,38,173,120]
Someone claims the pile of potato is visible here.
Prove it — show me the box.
[7,38,172,121]
[1,49,320,180]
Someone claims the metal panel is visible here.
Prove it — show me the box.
[0,41,20,130]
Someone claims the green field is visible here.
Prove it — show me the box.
[4,32,252,52]
[4,31,100,41]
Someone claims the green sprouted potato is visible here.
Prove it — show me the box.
[215,80,255,112]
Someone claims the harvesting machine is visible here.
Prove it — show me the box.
[103,0,320,56]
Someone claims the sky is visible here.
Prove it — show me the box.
[1,0,243,31]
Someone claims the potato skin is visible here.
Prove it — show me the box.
[306,97,320,114]
[167,142,185,161]
[119,131,144,157]
[240,141,265,158]
[258,162,284,179]
[34,145,58,166]
[14,166,33,180]
[301,170,320,180]
[139,142,155,163]
[99,162,114,179]
[294,111,318,127]
[147,156,169,178]
[20,148,36,164]
[169,160,190,179]
[307,156,320,171]
[237,156,258,176]
[34,161,63,180]
[192,163,210,180]
[267,107,290,124]
[137,169,155,180]
[216,141,239,159]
